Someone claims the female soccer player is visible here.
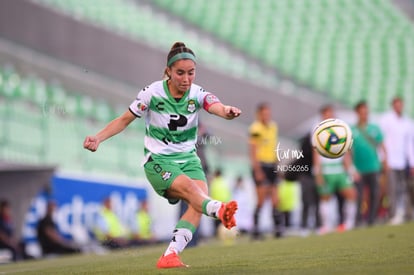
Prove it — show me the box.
[313,105,358,234]
[83,42,241,268]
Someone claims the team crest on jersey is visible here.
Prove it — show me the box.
[187,99,196,113]
[137,101,147,111]
[161,171,172,181]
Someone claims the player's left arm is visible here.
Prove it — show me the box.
[198,91,241,119]
[208,103,241,120]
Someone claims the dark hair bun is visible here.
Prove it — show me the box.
[171,42,186,51]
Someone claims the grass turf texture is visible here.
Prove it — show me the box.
[1,223,413,275]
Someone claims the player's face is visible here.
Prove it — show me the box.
[168,59,196,93]
[260,107,272,123]
[393,99,403,115]
[322,108,334,120]
[357,105,369,121]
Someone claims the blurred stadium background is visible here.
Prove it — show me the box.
[0,0,413,259]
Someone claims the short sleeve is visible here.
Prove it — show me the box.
[249,123,261,145]
[375,125,384,143]
[249,123,260,138]
[196,86,221,111]
[129,85,151,118]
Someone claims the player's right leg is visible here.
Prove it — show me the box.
[144,158,238,227]
[270,184,284,238]
[318,196,332,235]
[252,184,266,239]
[338,173,357,231]
[166,176,238,228]
[156,176,237,268]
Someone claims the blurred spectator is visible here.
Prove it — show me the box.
[210,169,232,234]
[351,101,387,226]
[249,102,283,239]
[380,97,414,224]
[131,200,156,245]
[37,201,80,256]
[277,171,299,230]
[94,198,130,249]
[297,133,321,233]
[407,164,414,221]
[313,105,358,234]
[232,176,252,234]
[0,199,25,261]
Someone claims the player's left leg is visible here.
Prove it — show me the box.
[252,184,266,239]
[366,172,380,225]
[339,176,357,231]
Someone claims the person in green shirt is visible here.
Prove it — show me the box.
[351,100,387,226]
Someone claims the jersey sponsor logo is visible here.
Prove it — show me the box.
[155,102,165,111]
[187,99,196,113]
[168,114,188,131]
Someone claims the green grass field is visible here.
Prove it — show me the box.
[1,223,413,275]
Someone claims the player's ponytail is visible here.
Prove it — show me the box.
[163,42,196,79]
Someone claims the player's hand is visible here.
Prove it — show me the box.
[224,105,241,119]
[315,174,324,186]
[83,136,100,152]
[352,171,361,183]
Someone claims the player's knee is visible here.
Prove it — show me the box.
[343,188,356,200]
[320,195,331,201]
[177,180,202,201]
[349,189,357,200]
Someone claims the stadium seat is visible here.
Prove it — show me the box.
[152,0,414,116]
[34,0,282,93]
[0,65,147,179]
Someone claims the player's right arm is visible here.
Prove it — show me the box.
[84,85,151,152]
[83,110,136,152]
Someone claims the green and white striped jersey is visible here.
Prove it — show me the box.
[129,80,220,159]
[321,156,345,175]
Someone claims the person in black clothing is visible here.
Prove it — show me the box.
[297,133,321,232]
[37,201,80,256]
[0,199,24,261]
